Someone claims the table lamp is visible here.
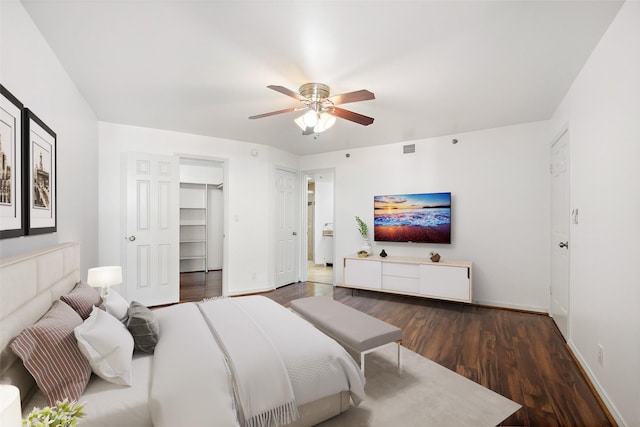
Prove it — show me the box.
[0,384,21,427]
[87,265,122,298]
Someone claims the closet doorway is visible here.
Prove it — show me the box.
[304,170,334,285]
[179,157,226,301]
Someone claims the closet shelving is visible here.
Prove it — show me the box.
[180,183,208,273]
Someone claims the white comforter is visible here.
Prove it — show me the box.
[150,296,365,427]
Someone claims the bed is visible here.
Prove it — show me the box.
[0,243,365,426]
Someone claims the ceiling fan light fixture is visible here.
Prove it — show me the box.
[302,109,319,127]
[295,111,336,134]
[294,115,306,131]
[252,82,375,135]
[315,112,336,133]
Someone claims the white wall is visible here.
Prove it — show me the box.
[98,122,298,295]
[0,0,99,275]
[550,2,640,425]
[301,121,551,311]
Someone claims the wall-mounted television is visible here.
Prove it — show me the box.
[374,192,451,244]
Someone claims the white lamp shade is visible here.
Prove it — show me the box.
[302,109,319,128]
[295,112,336,133]
[294,115,307,131]
[315,113,336,133]
[87,266,122,288]
[0,384,22,427]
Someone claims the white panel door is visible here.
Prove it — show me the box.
[207,186,224,270]
[274,168,297,287]
[550,130,570,340]
[125,152,179,306]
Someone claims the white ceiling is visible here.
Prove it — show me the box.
[21,0,623,156]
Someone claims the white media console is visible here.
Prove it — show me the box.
[342,255,473,303]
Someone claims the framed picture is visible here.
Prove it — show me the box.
[0,85,25,239]
[24,109,57,235]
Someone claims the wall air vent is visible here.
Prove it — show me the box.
[403,144,416,154]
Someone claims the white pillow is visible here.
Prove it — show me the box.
[102,289,129,322]
[75,306,134,386]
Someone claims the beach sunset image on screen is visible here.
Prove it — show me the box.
[374,192,451,244]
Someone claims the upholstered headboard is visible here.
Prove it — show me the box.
[0,242,80,403]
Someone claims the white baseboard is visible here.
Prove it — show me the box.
[227,285,274,296]
[567,341,626,427]
[473,298,548,314]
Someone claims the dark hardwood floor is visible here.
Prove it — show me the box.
[180,270,222,301]
[179,276,615,427]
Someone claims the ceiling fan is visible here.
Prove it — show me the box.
[249,83,375,135]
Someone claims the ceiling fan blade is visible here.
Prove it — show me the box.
[327,89,375,105]
[248,107,298,120]
[332,107,375,126]
[267,85,306,101]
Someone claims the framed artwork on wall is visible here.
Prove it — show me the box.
[24,108,57,235]
[0,85,25,239]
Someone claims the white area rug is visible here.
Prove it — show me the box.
[318,343,521,427]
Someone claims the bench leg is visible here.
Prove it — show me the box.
[359,342,402,376]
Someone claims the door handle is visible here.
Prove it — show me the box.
[292,232,297,236]
[559,241,568,249]
[127,235,136,241]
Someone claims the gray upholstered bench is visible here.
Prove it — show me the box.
[290,296,403,374]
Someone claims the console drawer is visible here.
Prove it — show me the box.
[382,262,419,278]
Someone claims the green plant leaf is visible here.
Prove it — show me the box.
[355,216,368,237]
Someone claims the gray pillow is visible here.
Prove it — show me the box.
[126,301,159,353]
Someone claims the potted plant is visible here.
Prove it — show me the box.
[430,251,441,262]
[355,216,371,254]
[355,215,368,238]
[24,400,85,427]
